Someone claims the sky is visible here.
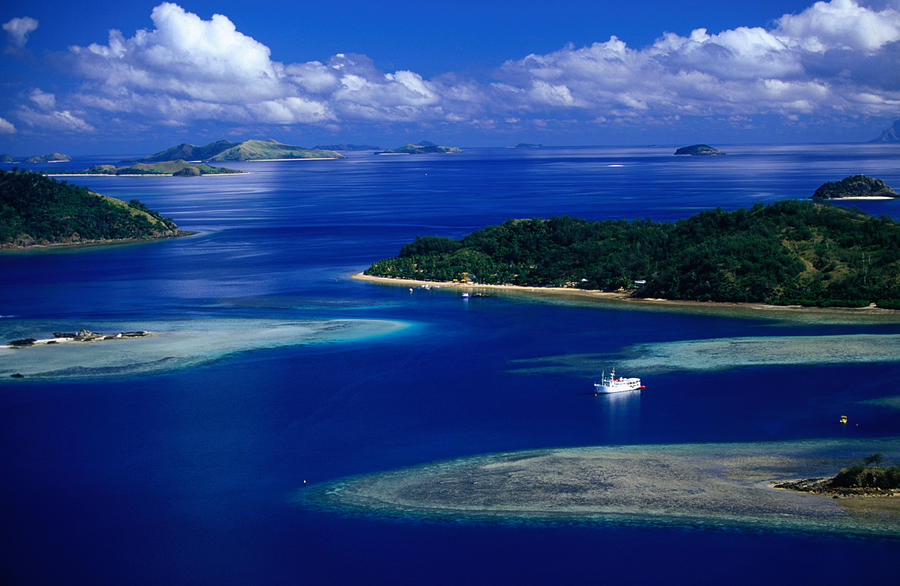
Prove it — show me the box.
[1,0,899,154]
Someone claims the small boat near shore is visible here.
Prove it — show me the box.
[594,368,644,395]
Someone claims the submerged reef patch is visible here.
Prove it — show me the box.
[298,438,900,537]
[0,318,409,381]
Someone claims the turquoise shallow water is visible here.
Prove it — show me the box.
[2,146,899,584]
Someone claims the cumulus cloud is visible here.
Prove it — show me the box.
[66,3,474,127]
[0,117,16,133]
[3,16,38,48]
[496,0,900,120]
[54,0,900,133]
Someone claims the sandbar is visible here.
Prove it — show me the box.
[1,317,409,381]
[352,273,900,323]
[299,438,900,537]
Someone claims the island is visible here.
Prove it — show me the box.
[514,143,543,149]
[871,119,900,143]
[129,139,343,163]
[299,439,900,537]
[47,160,242,177]
[0,152,72,163]
[674,144,724,156]
[810,174,897,201]
[363,200,900,308]
[776,452,900,499]
[0,169,189,249]
[377,141,462,155]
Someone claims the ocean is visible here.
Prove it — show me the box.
[2,145,899,584]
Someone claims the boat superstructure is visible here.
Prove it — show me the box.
[594,368,643,394]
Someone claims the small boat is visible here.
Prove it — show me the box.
[840,415,848,424]
[594,368,643,394]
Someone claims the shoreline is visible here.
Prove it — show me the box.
[44,172,250,177]
[239,157,341,162]
[817,196,896,201]
[351,273,900,320]
[0,231,196,252]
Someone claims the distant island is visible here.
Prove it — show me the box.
[313,144,381,151]
[514,143,543,149]
[0,152,72,163]
[47,160,242,177]
[811,175,897,201]
[378,141,462,155]
[364,200,900,308]
[129,139,343,163]
[0,169,188,249]
[871,119,900,143]
[674,144,724,156]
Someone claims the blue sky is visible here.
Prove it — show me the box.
[1,0,899,154]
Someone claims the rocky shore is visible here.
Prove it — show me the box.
[7,328,151,348]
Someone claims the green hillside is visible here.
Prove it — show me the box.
[207,139,342,161]
[133,140,237,163]
[379,141,462,154]
[0,169,185,248]
[365,200,900,308]
[69,160,240,176]
[811,175,897,200]
[130,138,342,163]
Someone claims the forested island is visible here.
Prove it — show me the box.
[130,139,342,163]
[0,170,187,248]
[378,141,462,154]
[364,200,900,308]
[49,160,242,176]
[674,144,724,156]
[811,175,897,200]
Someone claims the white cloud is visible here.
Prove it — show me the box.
[496,0,900,120]
[65,4,471,127]
[0,117,16,133]
[3,16,38,48]
[47,0,900,134]
[29,89,56,110]
[18,107,95,132]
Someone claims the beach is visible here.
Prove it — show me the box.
[352,273,900,322]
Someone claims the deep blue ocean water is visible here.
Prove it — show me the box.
[2,146,900,584]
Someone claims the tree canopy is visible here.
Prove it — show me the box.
[365,200,900,308]
[1,169,183,247]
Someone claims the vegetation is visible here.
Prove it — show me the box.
[25,152,72,163]
[674,144,724,156]
[0,169,184,247]
[62,160,241,176]
[208,139,342,161]
[365,200,900,308]
[829,454,900,489]
[131,139,237,163]
[0,152,72,163]
[380,141,462,154]
[811,175,897,200]
[129,139,343,163]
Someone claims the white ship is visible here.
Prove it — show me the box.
[594,368,644,394]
